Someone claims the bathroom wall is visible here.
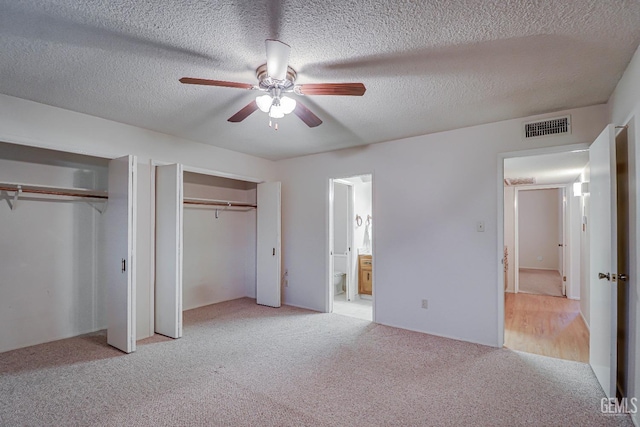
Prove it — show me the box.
[353,179,372,252]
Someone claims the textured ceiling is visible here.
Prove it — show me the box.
[1,1,640,160]
[504,150,589,185]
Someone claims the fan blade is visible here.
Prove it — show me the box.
[296,83,366,96]
[265,39,290,80]
[293,102,322,128]
[180,77,254,90]
[228,100,259,122]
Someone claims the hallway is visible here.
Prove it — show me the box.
[504,293,589,363]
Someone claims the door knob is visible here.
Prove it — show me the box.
[558,244,564,247]
[598,272,610,281]
[618,274,628,282]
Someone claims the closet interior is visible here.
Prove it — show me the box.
[183,171,258,309]
[155,165,281,339]
[0,141,136,354]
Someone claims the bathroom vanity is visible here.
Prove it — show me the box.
[358,255,372,295]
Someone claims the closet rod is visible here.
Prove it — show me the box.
[183,197,257,208]
[0,182,108,199]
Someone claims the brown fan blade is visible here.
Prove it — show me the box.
[228,100,259,123]
[293,102,322,128]
[296,83,366,96]
[180,77,254,90]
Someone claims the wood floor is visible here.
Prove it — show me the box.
[504,293,589,363]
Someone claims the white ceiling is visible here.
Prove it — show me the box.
[504,150,589,186]
[1,1,640,161]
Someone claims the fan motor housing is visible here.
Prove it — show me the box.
[256,64,297,91]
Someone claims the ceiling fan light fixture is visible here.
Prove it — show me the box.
[256,94,272,113]
[269,105,285,119]
[280,96,296,114]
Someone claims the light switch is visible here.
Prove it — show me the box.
[476,221,485,232]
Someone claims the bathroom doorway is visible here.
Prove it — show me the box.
[328,174,373,321]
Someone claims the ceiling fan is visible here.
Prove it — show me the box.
[180,40,366,130]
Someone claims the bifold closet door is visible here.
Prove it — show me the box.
[256,182,281,307]
[155,163,183,338]
[106,155,137,353]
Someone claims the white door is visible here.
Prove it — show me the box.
[155,164,183,338]
[256,182,281,307]
[346,184,355,301]
[560,188,567,295]
[589,124,618,398]
[106,155,137,353]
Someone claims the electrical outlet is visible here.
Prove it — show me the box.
[421,299,428,309]
[476,221,485,232]
[284,270,289,287]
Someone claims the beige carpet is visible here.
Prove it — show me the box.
[519,268,564,297]
[0,298,633,426]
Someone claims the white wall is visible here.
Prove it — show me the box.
[0,93,276,343]
[354,180,372,253]
[518,188,561,271]
[607,43,640,426]
[277,104,607,345]
[181,174,257,310]
[0,146,108,353]
[503,187,516,292]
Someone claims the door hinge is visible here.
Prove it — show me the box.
[122,258,126,272]
[563,276,566,282]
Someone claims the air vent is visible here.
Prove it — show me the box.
[523,115,571,139]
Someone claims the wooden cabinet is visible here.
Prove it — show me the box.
[358,255,372,295]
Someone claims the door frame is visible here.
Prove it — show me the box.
[327,172,375,321]
[149,160,263,334]
[497,143,589,348]
[513,184,568,295]
[331,179,355,306]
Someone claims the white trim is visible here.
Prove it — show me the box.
[327,178,334,314]
[182,164,262,184]
[0,132,115,159]
[580,311,590,332]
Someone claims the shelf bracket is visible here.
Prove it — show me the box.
[10,186,22,211]
[85,200,108,215]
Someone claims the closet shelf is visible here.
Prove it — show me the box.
[0,182,108,199]
[183,197,257,209]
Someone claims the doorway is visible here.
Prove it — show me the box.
[514,186,566,297]
[328,174,373,321]
[501,149,590,362]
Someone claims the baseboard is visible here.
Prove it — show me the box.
[374,318,496,348]
[580,310,589,331]
[518,267,561,271]
[283,301,323,313]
